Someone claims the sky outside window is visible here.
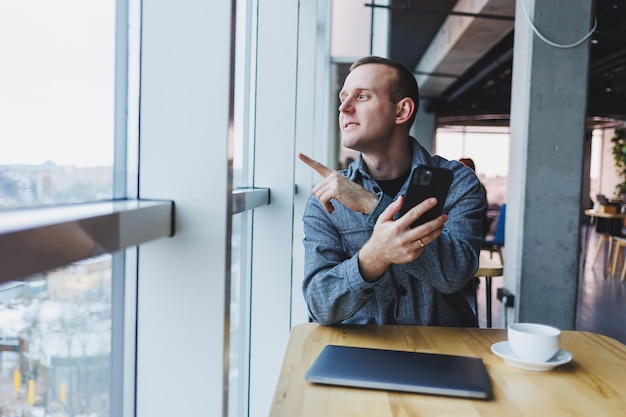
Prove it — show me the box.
[0,0,115,168]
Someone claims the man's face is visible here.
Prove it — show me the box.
[338,63,398,153]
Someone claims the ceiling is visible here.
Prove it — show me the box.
[375,0,626,126]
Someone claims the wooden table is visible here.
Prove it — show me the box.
[270,323,626,417]
[474,251,504,328]
[583,208,626,220]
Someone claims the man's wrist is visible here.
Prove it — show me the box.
[363,194,378,215]
[357,244,388,282]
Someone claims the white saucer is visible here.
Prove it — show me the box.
[491,341,572,371]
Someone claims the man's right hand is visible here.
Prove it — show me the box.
[358,196,447,282]
[298,152,378,215]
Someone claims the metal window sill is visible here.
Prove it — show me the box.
[0,200,174,283]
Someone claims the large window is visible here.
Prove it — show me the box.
[1,1,327,416]
[0,257,113,416]
[0,1,148,416]
[0,0,116,209]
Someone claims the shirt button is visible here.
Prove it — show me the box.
[373,186,381,193]
[398,286,407,296]
[363,288,374,295]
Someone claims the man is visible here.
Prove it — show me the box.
[298,56,486,327]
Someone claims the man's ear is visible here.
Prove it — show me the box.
[395,98,415,124]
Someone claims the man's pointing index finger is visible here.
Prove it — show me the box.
[298,152,333,178]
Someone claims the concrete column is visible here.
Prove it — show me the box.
[507,0,593,329]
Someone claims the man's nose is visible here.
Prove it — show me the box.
[339,97,353,113]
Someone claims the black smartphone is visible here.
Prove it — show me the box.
[398,165,453,228]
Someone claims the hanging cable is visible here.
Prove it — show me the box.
[520,0,597,48]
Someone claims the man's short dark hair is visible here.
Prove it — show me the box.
[349,56,420,123]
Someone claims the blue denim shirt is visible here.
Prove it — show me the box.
[302,137,486,326]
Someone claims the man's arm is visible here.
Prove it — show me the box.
[298,152,447,272]
[299,153,456,323]
[393,167,486,293]
[301,196,376,324]
[301,192,449,324]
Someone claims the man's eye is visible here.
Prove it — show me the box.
[358,94,368,100]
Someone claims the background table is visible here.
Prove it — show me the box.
[270,323,626,417]
[473,251,504,328]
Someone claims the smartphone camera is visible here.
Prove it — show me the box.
[412,168,432,186]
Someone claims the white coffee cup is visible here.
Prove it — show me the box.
[507,323,561,362]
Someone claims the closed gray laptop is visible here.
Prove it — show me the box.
[305,345,492,399]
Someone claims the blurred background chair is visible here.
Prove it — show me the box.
[591,216,623,274]
[482,203,506,265]
[610,236,626,281]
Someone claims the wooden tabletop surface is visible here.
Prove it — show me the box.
[475,251,503,277]
[270,323,626,417]
[584,209,626,219]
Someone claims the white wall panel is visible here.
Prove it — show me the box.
[137,1,232,417]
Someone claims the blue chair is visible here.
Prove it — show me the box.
[482,204,506,264]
